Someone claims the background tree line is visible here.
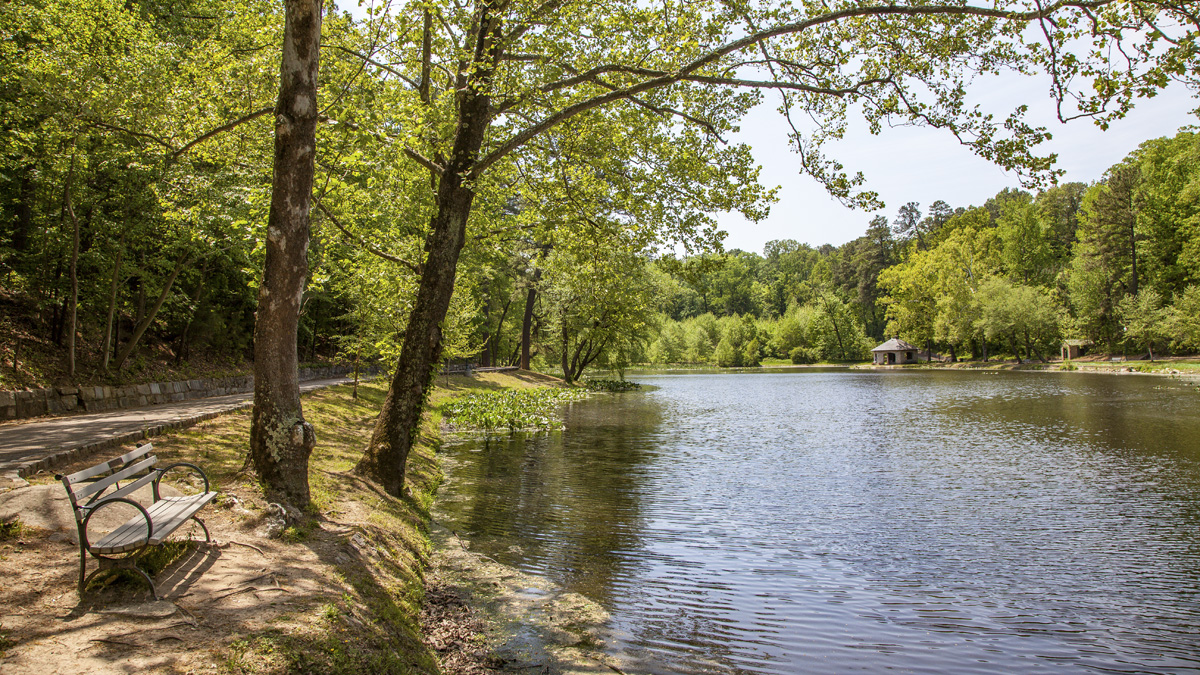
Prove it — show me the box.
[636,130,1200,366]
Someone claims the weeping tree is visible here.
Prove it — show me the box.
[349,0,1200,496]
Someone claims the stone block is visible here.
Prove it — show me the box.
[0,391,13,407]
[150,383,161,395]
[46,397,62,414]
[189,379,202,391]
[57,386,78,396]
[17,398,46,417]
[137,384,152,396]
[62,395,78,411]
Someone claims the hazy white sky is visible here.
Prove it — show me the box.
[716,79,1198,254]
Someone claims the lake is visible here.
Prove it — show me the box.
[434,369,1200,673]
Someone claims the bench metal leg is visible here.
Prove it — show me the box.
[80,554,159,600]
[191,516,211,543]
[77,544,88,595]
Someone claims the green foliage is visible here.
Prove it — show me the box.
[440,388,587,432]
[1168,285,1200,352]
[789,346,817,364]
[584,379,642,392]
[1118,288,1169,359]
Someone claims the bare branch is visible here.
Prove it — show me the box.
[85,121,175,150]
[404,147,445,176]
[330,44,420,89]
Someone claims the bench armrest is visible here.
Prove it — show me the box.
[152,462,211,502]
[82,497,152,557]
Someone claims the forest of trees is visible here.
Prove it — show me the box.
[639,130,1200,366]
[2,0,1197,501]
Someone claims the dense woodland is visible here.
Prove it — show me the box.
[642,130,1200,367]
[2,0,1197,501]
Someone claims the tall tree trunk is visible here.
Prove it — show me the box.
[491,297,511,366]
[352,345,361,399]
[1010,332,1023,364]
[64,163,80,380]
[101,233,126,372]
[355,38,497,496]
[520,259,546,371]
[112,254,188,370]
[480,296,492,367]
[561,324,573,383]
[520,285,537,370]
[248,0,323,508]
[1128,218,1139,297]
[176,265,208,364]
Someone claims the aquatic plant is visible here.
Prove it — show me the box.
[440,388,587,431]
[583,379,642,392]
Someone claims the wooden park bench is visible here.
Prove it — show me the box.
[57,443,217,599]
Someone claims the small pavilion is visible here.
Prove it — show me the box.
[871,338,919,365]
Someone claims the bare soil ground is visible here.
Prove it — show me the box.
[0,383,441,674]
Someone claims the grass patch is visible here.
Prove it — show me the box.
[0,517,24,541]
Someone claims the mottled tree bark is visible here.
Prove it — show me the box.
[355,6,499,496]
[248,0,322,508]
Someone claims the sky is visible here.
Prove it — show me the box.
[715,79,1198,254]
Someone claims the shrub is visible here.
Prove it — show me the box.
[584,379,642,392]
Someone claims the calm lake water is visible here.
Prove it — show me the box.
[434,369,1200,673]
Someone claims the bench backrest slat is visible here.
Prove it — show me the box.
[96,471,159,506]
[72,456,157,502]
[63,444,154,485]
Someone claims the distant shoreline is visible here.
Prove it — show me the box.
[619,359,1200,379]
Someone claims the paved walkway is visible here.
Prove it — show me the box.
[0,377,354,481]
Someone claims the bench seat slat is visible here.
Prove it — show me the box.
[64,444,155,485]
[89,492,217,555]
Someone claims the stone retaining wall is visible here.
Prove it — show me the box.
[0,365,354,421]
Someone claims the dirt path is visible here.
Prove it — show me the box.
[0,484,346,674]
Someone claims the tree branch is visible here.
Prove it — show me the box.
[329,44,420,89]
[474,0,1117,176]
[314,198,423,275]
[171,107,274,159]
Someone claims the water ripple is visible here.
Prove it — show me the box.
[436,370,1200,673]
